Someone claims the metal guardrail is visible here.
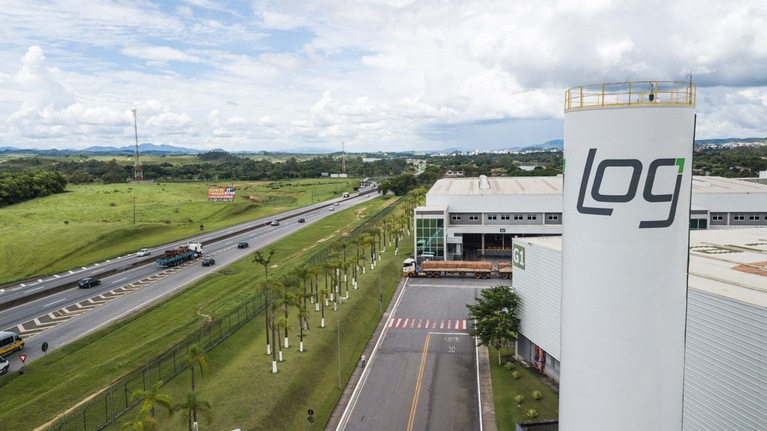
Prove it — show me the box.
[564,81,696,111]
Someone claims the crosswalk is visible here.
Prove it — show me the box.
[387,317,470,331]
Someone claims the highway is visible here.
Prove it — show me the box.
[0,190,377,374]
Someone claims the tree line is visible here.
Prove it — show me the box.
[0,171,68,207]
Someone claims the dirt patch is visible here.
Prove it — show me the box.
[267,190,299,195]
[249,196,265,201]
[197,304,212,323]
[233,181,268,187]
[34,388,107,431]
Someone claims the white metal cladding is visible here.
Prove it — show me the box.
[561,103,694,430]
[512,238,562,359]
[683,288,767,430]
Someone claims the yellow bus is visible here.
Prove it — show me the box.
[0,331,24,357]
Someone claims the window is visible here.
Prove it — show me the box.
[711,214,724,221]
[733,214,745,221]
[749,214,760,221]
[527,215,537,220]
[451,215,462,221]
[513,214,524,221]
[547,214,559,221]
[469,215,479,221]
[488,214,497,220]
[500,214,510,220]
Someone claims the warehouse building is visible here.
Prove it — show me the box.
[509,228,767,430]
[414,175,767,264]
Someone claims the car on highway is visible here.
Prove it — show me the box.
[136,248,151,257]
[297,218,306,223]
[334,202,339,206]
[0,357,9,376]
[329,206,334,211]
[270,220,280,226]
[78,278,101,289]
[237,241,249,249]
[201,258,215,266]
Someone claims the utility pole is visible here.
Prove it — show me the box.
[133,197,136,224]
[133,108,143,181]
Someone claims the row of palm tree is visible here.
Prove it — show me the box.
[121,344,212,431]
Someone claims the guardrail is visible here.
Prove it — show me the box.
[564,81,696,111]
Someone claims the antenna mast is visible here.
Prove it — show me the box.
[342,142,346,175]
[133,108,143,181]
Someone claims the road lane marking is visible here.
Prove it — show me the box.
[407,333,430,431]
[112,277,127,284]
[44,298,66,308]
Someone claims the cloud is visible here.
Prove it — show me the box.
[121,45,203,65]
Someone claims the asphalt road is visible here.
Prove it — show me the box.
[0,191,377,374]
[339,277,497,431]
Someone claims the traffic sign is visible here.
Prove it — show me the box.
[19,354,27,363]
[307,409,314,416]
[42,342,48,352]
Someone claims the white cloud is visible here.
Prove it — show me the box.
[1,0,767,152]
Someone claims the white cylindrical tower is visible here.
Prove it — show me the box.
[560,81,695,430]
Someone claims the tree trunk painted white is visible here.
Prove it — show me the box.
[284,337,289,348]
[325,298,329,307]
[279,351,283,362]
[316,303,320,312]
[272,361,278,373]
[300,341,304,352]
[333,302,337,311]
[267,344,271,355]
[321,317,325,328]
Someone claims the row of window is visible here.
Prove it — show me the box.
[450,213,560,222]
[712,214,763,221]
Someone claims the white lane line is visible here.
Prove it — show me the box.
[44,298,67,308]
[54,275,60,278]
[112,277,128,284]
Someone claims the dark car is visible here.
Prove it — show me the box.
[201,258,215,266]
[270,220,280,226]
[0,357,8,376]
[78,278,101,288]
[297,218,306,223]
[237,241,249,249]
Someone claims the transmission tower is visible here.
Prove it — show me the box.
[133,108,143,181]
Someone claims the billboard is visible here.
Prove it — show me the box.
[208,186,235,201]
[560,81,695,430]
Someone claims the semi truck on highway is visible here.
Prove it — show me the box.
[156,242,203,267]
[402,258,513,279]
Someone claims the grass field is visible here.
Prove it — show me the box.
[489,347,560,429]
[0,178,358,285]
[0,195,406,431]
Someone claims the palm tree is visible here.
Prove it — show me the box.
[129,381,173,424]
[120,414,150,431]
[175,392,212,431]
[253,249,276,355]
[297,301,310,352]
[183,343,211,429]
[317,287,330,328]
[274,316,293,361]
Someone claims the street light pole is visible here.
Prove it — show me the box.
[133,197,136,224]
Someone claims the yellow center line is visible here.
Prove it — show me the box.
[407,332,430,431]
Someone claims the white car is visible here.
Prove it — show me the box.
[0,356,8,375]
[136,248,151,257]
[329,206,334,211]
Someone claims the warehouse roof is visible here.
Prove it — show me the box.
[688,227,767,307]
[427,175,767,197]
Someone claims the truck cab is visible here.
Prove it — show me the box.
[403,258,418,277]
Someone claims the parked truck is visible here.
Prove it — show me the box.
[156,242,203,267]
[403,258,493,279]
[498,261,514,279]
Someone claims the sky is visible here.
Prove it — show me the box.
[1,0,766,153]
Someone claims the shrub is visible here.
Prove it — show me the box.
[64,220,69,225]
[511,371,520,380]
[532,390,543,400]
[513,395,524,405]
[526,409,538,419]
[504,361,515,370]
[110,202,116,207]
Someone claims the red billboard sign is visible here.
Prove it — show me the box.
[208,186,235,201]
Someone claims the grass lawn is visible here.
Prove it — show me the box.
[0,178,358,285]
[0,195,409,431]
[489,347,559,429]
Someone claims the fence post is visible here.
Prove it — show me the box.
[110,378,115,424]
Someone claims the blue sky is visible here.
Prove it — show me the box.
[1,0,766,153]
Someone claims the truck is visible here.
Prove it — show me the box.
[156,242,203,267]
[342,192,350,198]
[498,261,514,279]
[403,258,493,279]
